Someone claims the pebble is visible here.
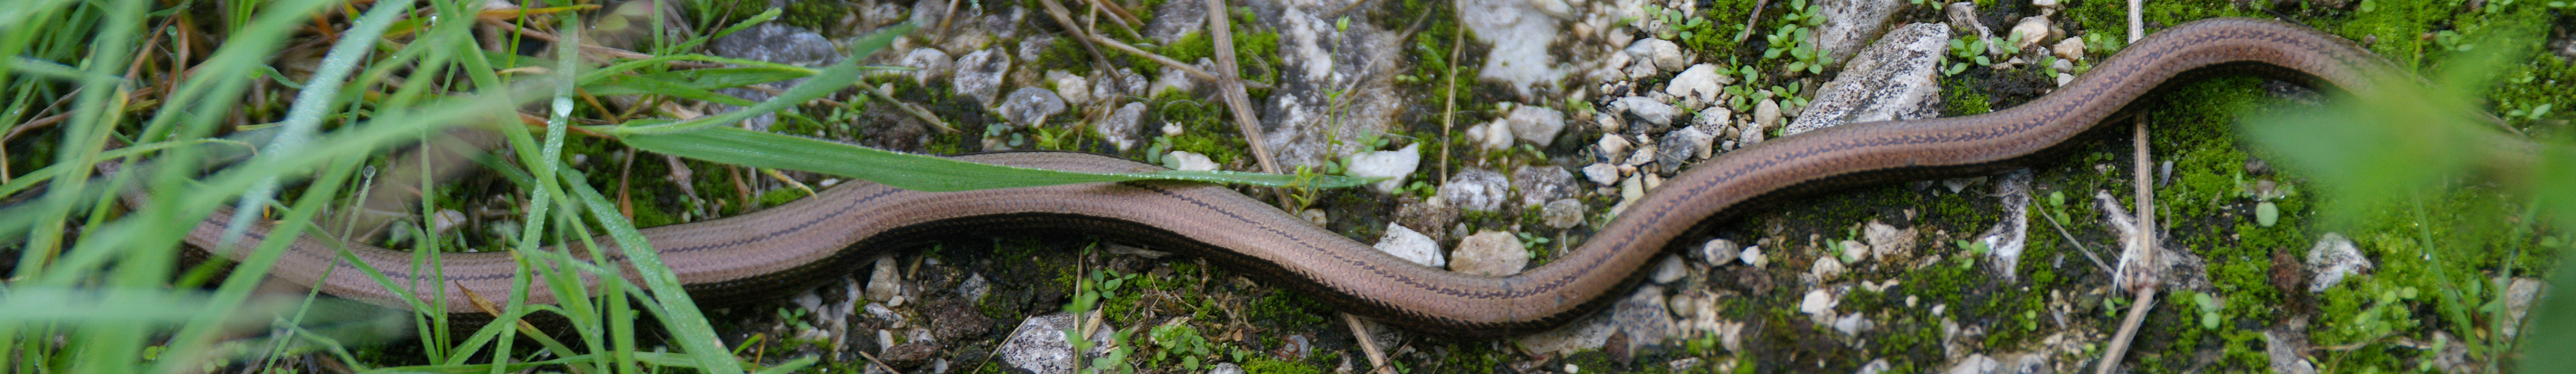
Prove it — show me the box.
[997,87,1066,127]
[2506,277,2543,337]
[951,48,1011,105]
[1506,105,1568,147]
[1344,143,1423,194]
[1582,163,1622,186]
[1208,363,1246,374]
[2010,16,2051,52]
[1740,245,1767,268]
[1652,254,1690,283]
[899,48,954,86]
[1664,64,1729,104]
[1451,230,1530,276]
[1655,125,1713,174]
[958,273,990,303]
[1832,312,1872,336]
[1840,239,1871,263]
[1595,135,1632,162]
[1813,257,1847,280]
[866,257,903,301]
[1511,165,1578,207]
[2052,37,2087,61]
[1467,121,1514,150]
[1437,168,1511,212]
[995,313,1080,374]
[1865,220,1916,262]
[1541,199,1586,229]
[1754,99,1782,131]
[1371,223,1445,267]
[1164,151,1218,171]
[1699,239,1741,266]
[1046,70,1091,105]
[1614,96,1679,127]
[1625,38,1688,74]
[1799,289,1838,316]
[2305,233,2372,292]
[1097,102,1148,151]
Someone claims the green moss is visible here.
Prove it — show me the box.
[779,1,850,35]
[1243,358,1323,374]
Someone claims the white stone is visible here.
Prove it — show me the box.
[1596,135,1632,162]
[2010,16,2052,52]
[866,257,902,301]
[1741,245,1767,268]
[1047,70,1092,105]
[1096,102,1148,151]
[1799,289,1838,316]
[1700,239,1741,266]
[1462,0,1567,97]
[1451,230,1530,276]
[1164,151,1217,171]
[1372,223,1445,267]
[998,87,1066,127]
[1506,105,1568,146]
[2052,36,2087,61]
[900,48,953,87]
[1664,64,1729,103]
[1813,257,1847,280]
[1345,143,1423,194]
[1625,38,1688,73]
[1582,163,1622,186]
[1755,99,1783,129]
[1832,313,1872,336]
[1866,220,1915,262]
[1468,121,1515,150]
[2306,233,2373,292]
[430,209,466,234]
[1652,254,1690,283]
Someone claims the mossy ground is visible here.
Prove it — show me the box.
[701,0,2569,371]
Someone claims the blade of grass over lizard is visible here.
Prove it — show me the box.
[618,126,1380,191]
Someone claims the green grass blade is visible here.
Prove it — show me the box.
[618,126,1379,191]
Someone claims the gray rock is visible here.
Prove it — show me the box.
[1813,257,1847,280]
[1785,23,1948,136]
[1541,199,1585,229]
[1699,239,1741,266]
[959,273,991,304]
[1655,124,1714,174]
[1506,105,1568,147]
[867,257,903,301]
[1016,35,1057,67]
[1207,362,1245,374]
[1865,220,1916,263]
[1467,121,1516,150]
[1814,0,1908,66]
[1147,58,1207,99]
[1097,102,1149,151]
[1372,223,1445,267]
[1256,7,1405,169]
[953,48,1012,105]
[1832,312,1872,336]
[1462,0,1565,97]
[998,87,1066,127]
[1451,230,1528,276]
[996,313,1080,374]
[2506,277,2543,337]
[1946,354,1999,374]
[1048,70,1093,105]
[1511,165,1578,207]
[1800,289,1838,316]
[1438,168,1511,212]
[1614,96,1679,128]
[1345,143,1422,194]
[1092,70,1148,103]
[2305,233,2372,292]
[1741,245,1767,268]
[899,48,954,87]
[706,24,838,132]
[1140,0,1206,43]
[1518,284,1671,356]
[1625,38,1688,74]
[2265,319,2318,374]
[1582,163,1622,186]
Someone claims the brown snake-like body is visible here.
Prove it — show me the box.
[167,18,2541,337]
